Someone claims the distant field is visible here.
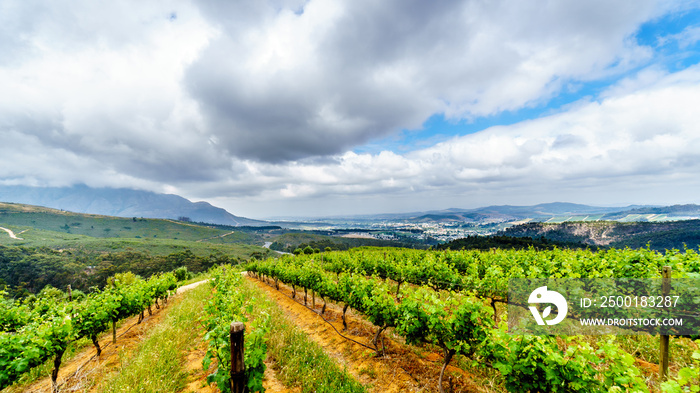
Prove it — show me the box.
[616,213,672,222]
[540,213,672,223]
[544,216,571,223]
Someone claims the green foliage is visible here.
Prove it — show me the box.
[173,266,189,281]
[37,285,65,301]
[0,244,262,297]
[0,203,258,245]
[108,272,141,287]
[661,340,700,392]
[435,234,595,251]
[268,231,425,254]
[0,309,74,388]
[501,220,700,252]
[479,328,648,393]
[202,266,270,392]
[247,246,678,392]
[0,269,181,389]
[486,330,593,392]
[100,283,210,393]
[236,275,365,393]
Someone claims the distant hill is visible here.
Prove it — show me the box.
[0,185,267,226]
[500,220,700,251]
[415,203,649,223]
[0,201,262,244]
[330,202,700,225]
[329,202,646,224]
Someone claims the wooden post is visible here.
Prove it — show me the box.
[230,322,246,393]
[67,284,72,302]
[112,320,117,344]
[660,265,671,381]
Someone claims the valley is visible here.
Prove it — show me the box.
[3,201,700,392]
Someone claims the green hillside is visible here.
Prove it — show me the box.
[500,220,700,251]
[0,202,260,246]
[0,203,275,298]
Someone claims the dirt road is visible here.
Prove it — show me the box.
[0,226,23,240]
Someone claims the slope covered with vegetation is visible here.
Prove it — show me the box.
[500,220,700,251]
[0,202,261,244]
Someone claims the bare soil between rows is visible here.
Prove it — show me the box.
[248,274,485,393]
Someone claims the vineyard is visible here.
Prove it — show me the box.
[0,271,179,391]
[4,246,700,392]
[245,247,700,392]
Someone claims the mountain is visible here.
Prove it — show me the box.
[0,185,267,226]
[339,202,647,224]
[290,202,691,226]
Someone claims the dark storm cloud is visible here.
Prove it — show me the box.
[184,0,659,163]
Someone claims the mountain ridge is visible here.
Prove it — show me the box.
[0,185,267,226]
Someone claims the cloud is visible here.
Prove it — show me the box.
[660,24,700,49]
[184,0,665,162]
[181,65,700,216]
[0,0,224,184]
[1,0,700,217]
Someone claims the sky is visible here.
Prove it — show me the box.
[2,0,700,219]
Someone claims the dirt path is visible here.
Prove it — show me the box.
[196,231,237,243]
[0,226,22,240]
[5,280,214,393]
[176,279,210,294]
[262,242,292,255]
[248,275,485,393]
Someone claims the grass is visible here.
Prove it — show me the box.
[236,277,366,393]
[265,317,366,393]
[99,282,210,393]
[0,202,262,246]
[0,223,273,260]
[0,203,275,263]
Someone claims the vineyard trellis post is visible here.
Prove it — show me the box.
[660,265,671,380]
[230,321,247,393]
